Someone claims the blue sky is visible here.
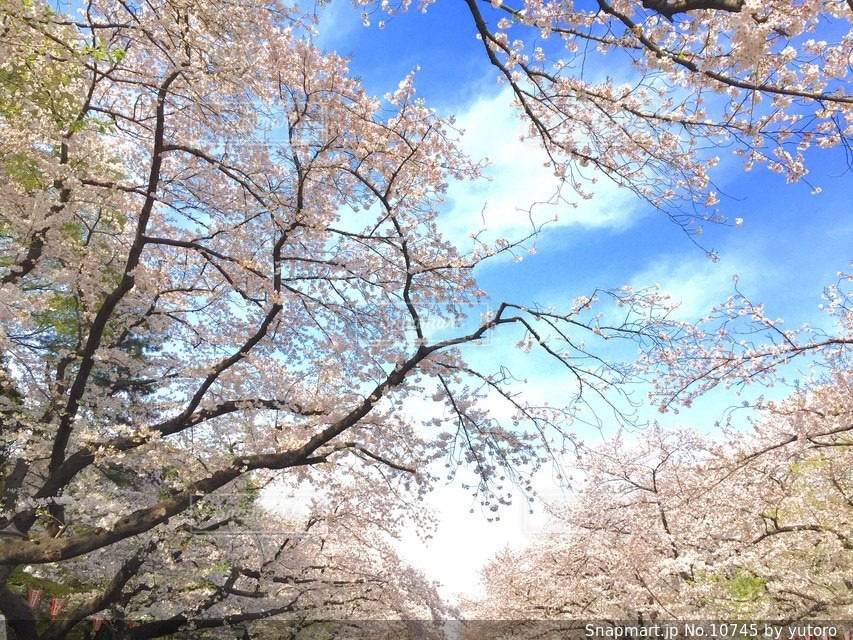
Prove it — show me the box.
[308,0,852,600]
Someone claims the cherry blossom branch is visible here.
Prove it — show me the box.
[596,0,853,105]
[642,273,852,411]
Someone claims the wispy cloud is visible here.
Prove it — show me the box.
[440,88,646,244]
[628,249,772,321]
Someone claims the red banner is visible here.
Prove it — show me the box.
[49,598,66,621]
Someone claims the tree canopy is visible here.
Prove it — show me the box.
[0,0,850,637]
[467,373,853,623]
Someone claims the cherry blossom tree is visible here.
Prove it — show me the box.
[0,0,701,636]
[467,269,852,625]
[467,372,853,625]
[4,432,451,639]
[15,488,453,640]
[2,0,850,635]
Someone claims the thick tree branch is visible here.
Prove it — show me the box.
[640,0,744,18]
[41,541,157,640]
[46,68,184,486]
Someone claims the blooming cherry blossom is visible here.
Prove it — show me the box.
[468,373,853,623]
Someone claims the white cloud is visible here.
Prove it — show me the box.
[397,473,558,603]
[441,88,645,243]
[629,249,775,321]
